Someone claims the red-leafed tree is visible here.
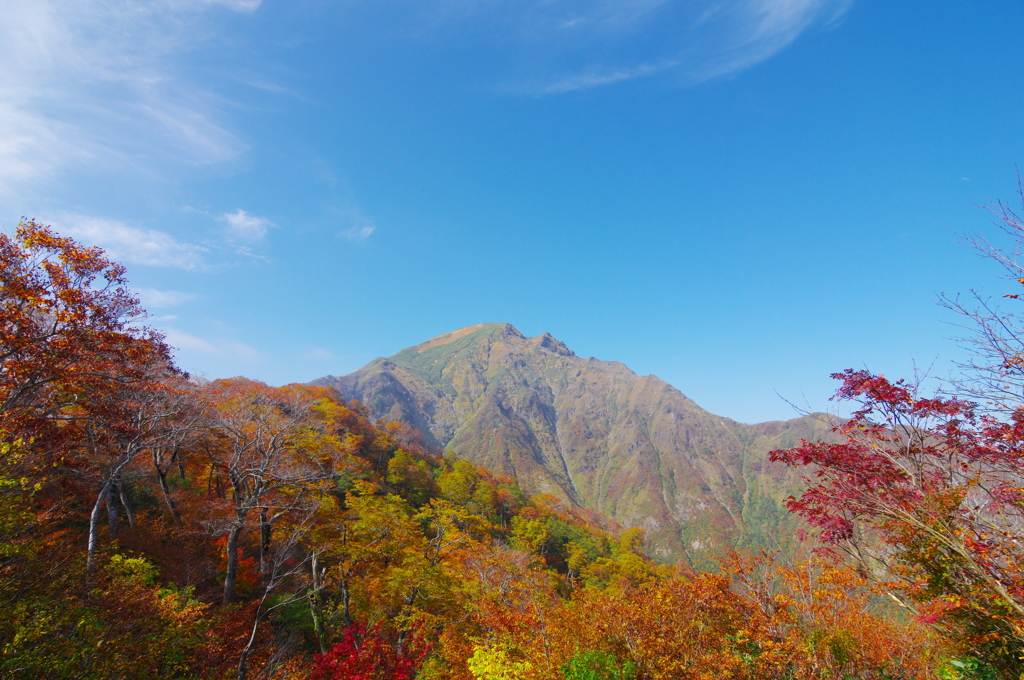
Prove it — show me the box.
[770,370,1024,672]
[311,622,432,680]
[0,219,173,435]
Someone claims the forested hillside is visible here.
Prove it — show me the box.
[312,323,836,565]
[0,221,1009,678]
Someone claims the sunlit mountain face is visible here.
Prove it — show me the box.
[314,322,837,565]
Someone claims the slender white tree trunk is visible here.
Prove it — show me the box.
[87,480,112,576]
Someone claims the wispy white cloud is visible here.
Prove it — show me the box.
[535,59,679,94]
[164,328,265,362]
[0,0,260,196]
[164,329,219,354]
[345,225,376,242]
[203,0,263,11]
[338,206,377,242]
[53,214,207,269]
[136,288,197,308]
[410,0,671,38]
[222,209,272,241]
[392,0,854,94]
[690,0,853,82]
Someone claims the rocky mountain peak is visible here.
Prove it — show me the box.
[311,324,833,565]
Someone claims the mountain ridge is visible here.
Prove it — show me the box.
[312,323,832,563]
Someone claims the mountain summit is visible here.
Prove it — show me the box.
[312,323,831,562]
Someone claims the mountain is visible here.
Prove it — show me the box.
[312,323,834,564]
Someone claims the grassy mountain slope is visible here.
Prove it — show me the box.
[312,323,834,563]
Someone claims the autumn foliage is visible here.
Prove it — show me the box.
[310,622,432,680]
[770,369,1024,675]
[0,220,976,679]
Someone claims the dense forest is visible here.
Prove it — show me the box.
[2,218,1022,679]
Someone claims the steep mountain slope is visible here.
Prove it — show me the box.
[312,323,834,563]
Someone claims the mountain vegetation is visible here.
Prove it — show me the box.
[0,219,1013,678]
[312,323,836,565]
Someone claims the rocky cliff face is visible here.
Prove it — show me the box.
[312,323,833,563]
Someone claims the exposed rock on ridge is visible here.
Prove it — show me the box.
[312,323,832,563]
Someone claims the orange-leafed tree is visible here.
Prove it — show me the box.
[78,363,186,574]
[0,220,177,577]
[724,551,945,679]
[202,379,342,605]
[0,219,173,440]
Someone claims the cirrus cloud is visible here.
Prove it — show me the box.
[356,0,854,94]
[164,328,265,362]
[0,0,260,197]
[135,288,197,308]
[53,214,208,269]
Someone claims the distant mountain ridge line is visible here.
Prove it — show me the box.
[312,322,834,564]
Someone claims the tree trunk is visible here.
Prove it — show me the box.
[223,523,244,605]
[173,448,187,483]
[236,607,264,680]
[309,553,326,654]
[106,483,120,541]
[341,572,352,626]
[87,481,112,576]
[259,509,271,584]
[154,462,182,525]
[119,482,135,528]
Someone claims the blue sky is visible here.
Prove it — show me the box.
[3,0,1023,423]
